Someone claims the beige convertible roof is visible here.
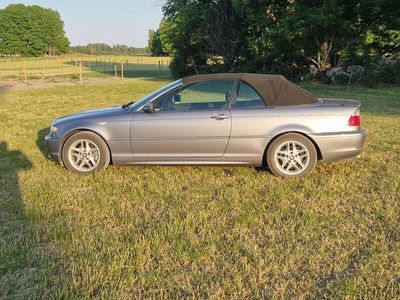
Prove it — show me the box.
[182,73,317,106]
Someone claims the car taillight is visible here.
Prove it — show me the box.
[348,115,361,126]
[348,109,361,126]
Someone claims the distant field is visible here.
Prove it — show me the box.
[0,78,399,298]
[0,54,171,80]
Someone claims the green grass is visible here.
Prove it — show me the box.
[0,79,399,298]
[0,55,171,79]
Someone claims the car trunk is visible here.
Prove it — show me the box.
[318,98,361,108]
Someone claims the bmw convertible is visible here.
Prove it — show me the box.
[45,73,366,177]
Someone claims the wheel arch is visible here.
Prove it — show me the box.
[60,128,113,165]
[263,131,322,167]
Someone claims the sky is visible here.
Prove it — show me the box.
[0,0,164,47]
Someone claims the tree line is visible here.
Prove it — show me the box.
[69,43,148,56]
[149,0,400,79]
[0,4,149,58]
[0,4,69,56]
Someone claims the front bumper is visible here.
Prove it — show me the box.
[310,128,367,162]
[45,134,62,164]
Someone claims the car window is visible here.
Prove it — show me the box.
[232,81,266,109]
[129,80,181,111]
[154,80,234,112]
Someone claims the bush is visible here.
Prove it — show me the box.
[169,56,194,78]
[334,73,352,85]
[362,60,400,87]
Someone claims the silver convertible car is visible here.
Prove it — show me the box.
[45,73,366,177]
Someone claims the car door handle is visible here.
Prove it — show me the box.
[211,114,230,120]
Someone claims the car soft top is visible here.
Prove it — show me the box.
[182,73,318,107]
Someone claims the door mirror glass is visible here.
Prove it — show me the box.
[142,102,155,113]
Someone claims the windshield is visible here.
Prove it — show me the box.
[125,80,181,110]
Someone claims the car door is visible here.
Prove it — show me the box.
[130,80,234,161]
[225,80,270,164]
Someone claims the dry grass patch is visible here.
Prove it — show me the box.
[0,79,399,298]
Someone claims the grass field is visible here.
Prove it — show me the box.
[0,77,399,298]
[0,55,171,80]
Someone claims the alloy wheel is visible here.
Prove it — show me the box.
[67,139,101,172]
[274,141,310,176]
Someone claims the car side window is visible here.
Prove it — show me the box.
[232,81,266,109]
[154,80,234,112]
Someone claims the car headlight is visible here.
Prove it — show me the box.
[50,125,58,137]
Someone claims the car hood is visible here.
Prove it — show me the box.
[54,105,125,124]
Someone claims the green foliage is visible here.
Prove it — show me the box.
[364,27,400,59]
[159,0,400,79]
[0,4,69,56]
[161,1,214,77]
[69,43,148,56]
[334,73,352,86]
[148,29,166,56]
[362,61,400,87]
[148,19,176,57]
[158,19,175,55]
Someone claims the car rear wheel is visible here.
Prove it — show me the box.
[62,131,110,174]
[266,133,317,177]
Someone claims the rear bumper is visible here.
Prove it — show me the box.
[45,135,62,164]
[310,129,367,162]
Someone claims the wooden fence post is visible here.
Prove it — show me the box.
[121,61,124,79]
[22,60,28,84]
[79,61,83,85]
[114,64,118,78]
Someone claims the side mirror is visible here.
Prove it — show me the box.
[173,94,181,103]
[142,102,155,113]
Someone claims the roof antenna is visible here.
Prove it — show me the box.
[346,71,353,94]
[345,71,353,105]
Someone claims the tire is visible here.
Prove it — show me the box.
[266,133,317,177]
[62,131,110,174]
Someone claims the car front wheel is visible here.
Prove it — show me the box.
[62,131,110,174]
[266,133,317,177]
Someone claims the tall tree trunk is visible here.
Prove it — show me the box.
[318,38,331,71]
[309,35,333,72]
[209,0,237,71]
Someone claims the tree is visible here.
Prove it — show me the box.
[0,4,69,56]
[148,29,165,56]
[159,0,400,78]
[162,0,246,77]
[69,43,148,55]
[162,1,213,77]
[259,0,400,73]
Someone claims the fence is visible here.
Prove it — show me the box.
[0,55,171,84]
